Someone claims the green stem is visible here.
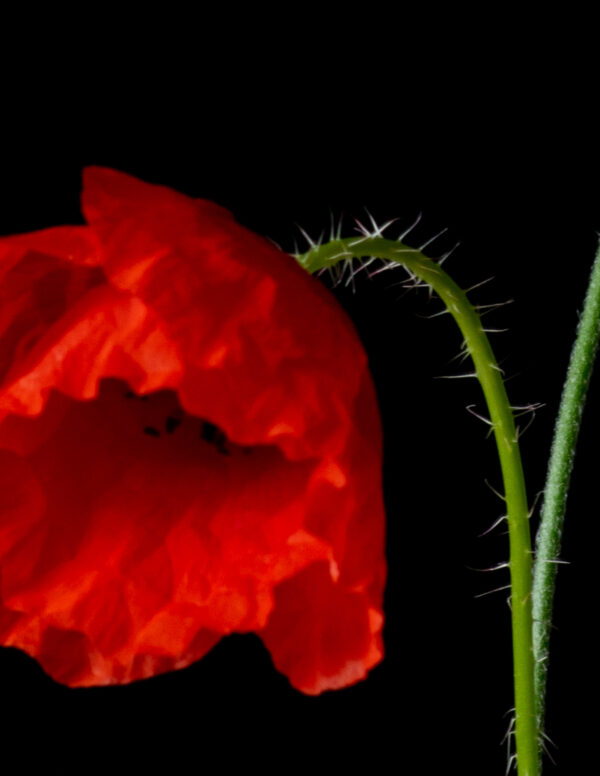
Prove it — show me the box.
[532,244,600,741]
[296,237,539,776]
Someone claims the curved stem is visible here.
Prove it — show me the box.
[297,238,539,776]
[532,244,600,737]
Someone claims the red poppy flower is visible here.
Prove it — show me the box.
[0,168,386,694]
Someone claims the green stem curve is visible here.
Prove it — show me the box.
[296,237,539,776]
[532,243,600,738]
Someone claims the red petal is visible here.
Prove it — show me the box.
[260,561,384,695]
[0,168,386,693]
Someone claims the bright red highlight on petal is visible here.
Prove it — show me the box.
[0,168,386,693]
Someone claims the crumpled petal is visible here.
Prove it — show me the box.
[0,168,386,693]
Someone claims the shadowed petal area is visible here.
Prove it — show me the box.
[0,378,335,685]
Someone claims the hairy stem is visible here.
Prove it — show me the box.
[297,237,539,776]
[532,244,600,740]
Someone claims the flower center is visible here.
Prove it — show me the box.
[0,377,315,605]
[121,386,248,457]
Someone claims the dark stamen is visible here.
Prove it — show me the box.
[200,421,230,455]
[200,422,217,443]
[165,416,181,434]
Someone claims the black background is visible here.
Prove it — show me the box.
[1,34,598,774]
